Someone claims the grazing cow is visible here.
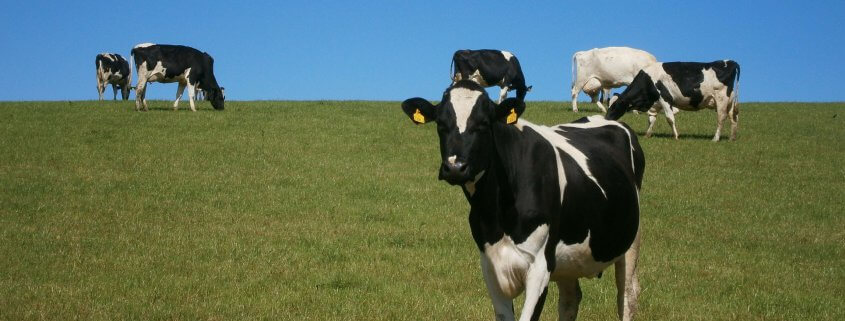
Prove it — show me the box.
[606,60,740,141]
[131,43,224,111]
[452,49,532,103]
[95,53,132,101]
[401,80,644,321]
[571,47,657,113]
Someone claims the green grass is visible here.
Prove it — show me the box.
[0,99,842,320]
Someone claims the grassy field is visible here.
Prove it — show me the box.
[0,99,842,320]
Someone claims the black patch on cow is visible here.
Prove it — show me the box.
[656,81,674,105]
[452,49,530,100]
[661,62,706,107]
[712,60,740,97]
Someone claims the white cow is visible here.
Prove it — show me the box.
[571,47,657,113]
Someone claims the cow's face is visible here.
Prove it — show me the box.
[207,87,225,110]
[402,80,525,185]
[606,71,660,120]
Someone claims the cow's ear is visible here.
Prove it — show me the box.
[495,98,526,124]
[401,97,437,125]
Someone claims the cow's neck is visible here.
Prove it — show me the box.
[464,122,530,251]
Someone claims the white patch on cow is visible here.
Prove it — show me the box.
[501,51,514,61]
[483,224,549,298]
[550,231,615,279]
[449,87,483,133]
[134,42,155,48]
[100,53,115,61]
[560,115,638,175]
[468,69,488,87]
[463,170,486,197]
[447,155,457,165]
[520,120,607,200]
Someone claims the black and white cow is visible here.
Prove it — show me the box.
[95,53,131,101]
[606,60,740,141]
[131,43,224,111]
[401,80,644,321]
[452,49,532,103]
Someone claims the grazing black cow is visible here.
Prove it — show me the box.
[606,60,740,141]
[452,49,532,103]
[95,53,131,101]
[401,80,645,321]
[131,43,224,111]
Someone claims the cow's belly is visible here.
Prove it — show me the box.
[550,233,616,280]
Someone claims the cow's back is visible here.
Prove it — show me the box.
[576,47,657,86]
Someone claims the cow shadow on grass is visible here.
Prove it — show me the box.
[634,131,721,141]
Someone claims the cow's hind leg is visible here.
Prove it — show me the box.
[481,257,516,321]
[615,230,641,321]
[729,99,740,141]
[556,278,582,321]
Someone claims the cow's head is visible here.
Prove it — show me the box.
[401,80,525,185]
[206,87,225,110]
[605,71,659,120]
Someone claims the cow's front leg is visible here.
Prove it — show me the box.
[481,256,516,321]
[659,100,679,140]
[517,254,550,321]
[187,83,197,112]
[174,82,186,110]
[645,109,658,138]
[134,79,147,111]
[97,78,105,101]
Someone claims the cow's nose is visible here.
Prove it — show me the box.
[440,161,469,184]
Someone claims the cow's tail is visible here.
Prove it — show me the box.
[732,61,740,111]
[449,52,457,83]
[571,52,577,86]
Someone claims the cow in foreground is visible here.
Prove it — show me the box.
[131,43,224,111]
[606,60,740,141]
[401,80,644,321]
[571,47,657,113]
[452,49,532,103]
[95,53,132,101]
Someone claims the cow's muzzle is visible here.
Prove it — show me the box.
[439,161,470,185]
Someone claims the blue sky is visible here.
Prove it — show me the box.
[0,1,843,102]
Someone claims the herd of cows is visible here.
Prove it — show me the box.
[96,43,740,321]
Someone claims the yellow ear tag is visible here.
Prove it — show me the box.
[413,109,426,123]
[506,108,518,124]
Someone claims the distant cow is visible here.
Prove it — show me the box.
[95,53,132,101]
[606,60,740,141]
[452,49,531,103]
[131,43,224,111]
[401,80,644,321]
[571,47,657,113]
